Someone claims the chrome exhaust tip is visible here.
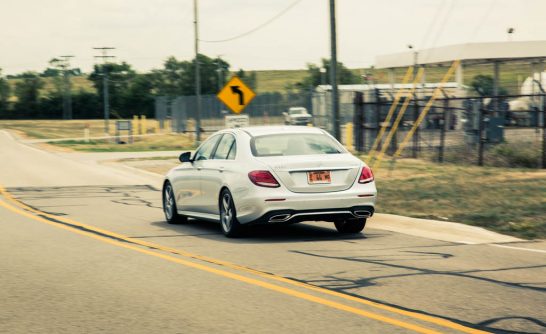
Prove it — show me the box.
[269,214,291,223]
[353,210,372,218]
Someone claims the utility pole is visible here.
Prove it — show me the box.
[56,55,74,120]
[93,47,115,135]
[216,56,224,92]
[478,99,486,166]
[194,0,202,143]
[329,0,340,140]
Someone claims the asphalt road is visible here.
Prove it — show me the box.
[1,130,545,334]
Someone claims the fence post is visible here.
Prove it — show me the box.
[353,92,364,152]
[412,93,419,158]
[542,98,546,168]
[374,89,380,151]
[439,98,448,163]
[478,99,485,166]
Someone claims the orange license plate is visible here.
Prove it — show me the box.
[307,171,331,184]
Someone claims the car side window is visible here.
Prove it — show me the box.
[213,134,236,160]
[194,135,221,161]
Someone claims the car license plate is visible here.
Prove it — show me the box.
[307,171,331,184]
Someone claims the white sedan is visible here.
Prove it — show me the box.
[163,126,377,237]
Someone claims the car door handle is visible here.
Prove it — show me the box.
[218,167,225,173]
[197,167,202,171]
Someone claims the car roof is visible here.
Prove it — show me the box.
[236,126,325,137]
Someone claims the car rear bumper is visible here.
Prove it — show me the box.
[233,182,377,224]
[247,205,375,225]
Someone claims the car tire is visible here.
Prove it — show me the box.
[334,218,366,233]
[219,189,242,237]
[163,182,187,224]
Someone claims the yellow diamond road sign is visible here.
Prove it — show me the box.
[217,76,256,114]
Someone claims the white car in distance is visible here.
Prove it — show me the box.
[162,126,377,237]
[283,107,313,125]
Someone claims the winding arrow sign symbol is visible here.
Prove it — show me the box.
[230,86,244,105]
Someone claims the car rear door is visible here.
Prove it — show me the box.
[198,133,237,215]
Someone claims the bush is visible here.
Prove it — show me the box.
[488,142,541,168]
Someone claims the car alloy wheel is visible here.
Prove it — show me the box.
[164,184,175,220]
[163,182,187,224]
[220,189,241,237]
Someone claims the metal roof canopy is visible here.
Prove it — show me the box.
[375,41,546,69]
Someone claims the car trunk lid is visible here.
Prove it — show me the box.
[256,154,361,193]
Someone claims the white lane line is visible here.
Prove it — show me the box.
[490,244,546,254]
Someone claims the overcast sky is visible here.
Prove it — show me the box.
[1,0,545,75]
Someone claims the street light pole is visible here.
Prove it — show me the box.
[329,0,340,140]
[194,0,202,143]
[320,67,326,86]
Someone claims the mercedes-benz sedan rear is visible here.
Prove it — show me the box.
[163,126,377,237]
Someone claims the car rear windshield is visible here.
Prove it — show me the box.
[251,133,346,157]
[289,109,306,115]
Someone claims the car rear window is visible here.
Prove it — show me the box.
[251,133,345,157]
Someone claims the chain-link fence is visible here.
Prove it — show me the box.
[352,90,546,168]
[154,88,545,168]
[155,92,314,133]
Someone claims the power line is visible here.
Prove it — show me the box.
[199,0,302,43]
[419,0,449,50]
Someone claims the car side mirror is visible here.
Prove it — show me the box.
[179,152,192,163]
[282,112,288,116]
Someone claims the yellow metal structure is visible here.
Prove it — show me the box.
[367,67,413,161]
[371,68,425,169]
[133,115,139,135]
[141,115,147,134]
[393,60,460,158]
[344,122,354,151]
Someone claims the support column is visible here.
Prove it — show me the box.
[537,59,546,169]
[493,61,500,116]
[388,68,395,96]
[456,62,464,87]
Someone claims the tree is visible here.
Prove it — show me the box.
[0,68,11,115]
[152,55,230,97]
[235,69,257,90]
[471,75,507,96]
[121,73,156,117]
[298,58,359,90]
[88,62,136,118]
[13,72,44,118]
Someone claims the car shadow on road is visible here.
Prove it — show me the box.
[147,218,387,244]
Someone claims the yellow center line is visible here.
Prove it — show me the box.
[0,186,489,334]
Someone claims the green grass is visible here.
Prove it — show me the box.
[369,158,546,239]
[124,152,546,239]
[254,69,308,93]
[0,119,196,152]
[53,136,195,152]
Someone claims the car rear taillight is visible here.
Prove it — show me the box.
[358,166,374,184]
[248,170,280,188]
